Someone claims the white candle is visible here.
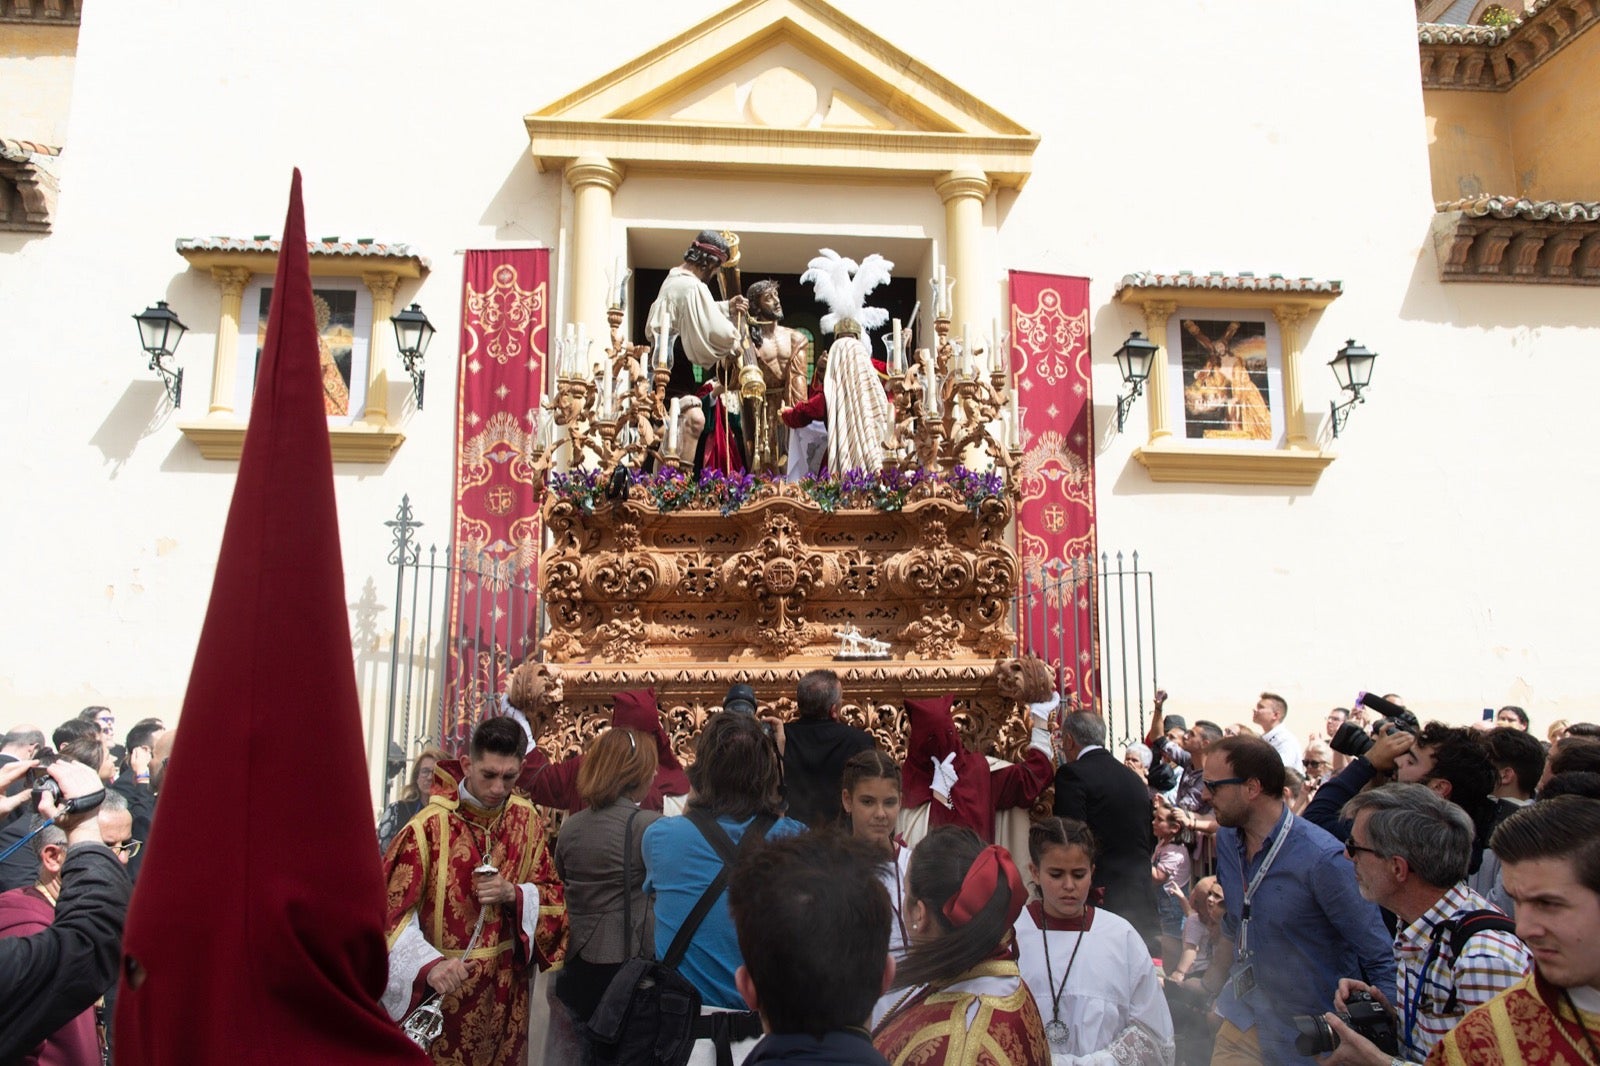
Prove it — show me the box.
[602,360,613,418]
[667,397,680,452]
[891,318,902,374]
[991,317,1001,376]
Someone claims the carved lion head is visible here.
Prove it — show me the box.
[993,655,1054,705]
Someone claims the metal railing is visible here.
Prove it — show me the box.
[1014,552,1158,751]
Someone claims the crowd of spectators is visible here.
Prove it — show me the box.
[7,685,1597,1066]
[0,708,170,1065]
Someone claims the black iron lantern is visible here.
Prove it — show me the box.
[390,303,435,410]
[1112,331,1159,432]
[134,300,188,405]
[1328,339,1378,437]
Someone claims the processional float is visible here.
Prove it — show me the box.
[525,236,1043,767]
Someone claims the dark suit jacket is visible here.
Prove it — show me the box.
[1053,747,1159,944]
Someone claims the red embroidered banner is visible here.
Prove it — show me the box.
[1009,271,1099,707]
[443,249,548,747]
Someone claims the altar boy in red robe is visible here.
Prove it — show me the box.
[382,717,567,1066]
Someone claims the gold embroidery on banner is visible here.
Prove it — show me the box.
[464,270,545,367]
[1012,287,1088,390]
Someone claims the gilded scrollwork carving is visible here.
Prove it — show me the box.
[837,549,882,597]
[679,550,724,598]
[729,509,825,656]
[537,484,1017,665]
[903,598,963,659]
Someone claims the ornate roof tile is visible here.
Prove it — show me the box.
[1115,271,1342,296]
[1418,0,1598,90]
[174,236,430,269]
[0,138,62,162]
[1437,195,1600,223]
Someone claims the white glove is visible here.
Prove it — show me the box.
[930,753,959,808]
[1028,691,1061,727]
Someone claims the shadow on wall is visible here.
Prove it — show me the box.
[1398,220,1599,331]
[90,379,175,478]
[477,148,563,245]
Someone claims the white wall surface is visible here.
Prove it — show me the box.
[0,0,1593,769]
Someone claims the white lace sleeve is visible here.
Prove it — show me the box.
[518,882,541,949]
[382,912,443,1021]
[1051,1020,1175,1066]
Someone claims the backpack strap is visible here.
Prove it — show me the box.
[1426,908,1519,1014]
[619,806,643,959]
[661,811,778,970]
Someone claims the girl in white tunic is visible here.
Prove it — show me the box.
[1016,818,1175,1066]
[841,749,912,958]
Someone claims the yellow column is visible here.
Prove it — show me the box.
[1139,300,1177,443]
[934,168,991,333]
[565,156,625,342]
[1273,303,1312,449]
[363,271,398,426]
[208,267,251,418]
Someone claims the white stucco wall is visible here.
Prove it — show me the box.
[1,0,1593,790]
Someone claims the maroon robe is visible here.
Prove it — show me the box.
[514,688,690,813]
[901,694,1054,844]
[0,886,100,1065]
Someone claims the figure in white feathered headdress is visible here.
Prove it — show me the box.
[800,249,893,337]
[785,248,897,473]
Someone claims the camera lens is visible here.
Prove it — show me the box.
[1329,722,1373,759]
[1292,1014,1339,1057]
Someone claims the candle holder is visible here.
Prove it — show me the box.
[547,375,601,470]
[947,374,1012,472]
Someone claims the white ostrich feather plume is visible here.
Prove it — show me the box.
[800,248,894,334]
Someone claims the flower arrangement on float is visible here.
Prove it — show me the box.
[545,464,1007,517]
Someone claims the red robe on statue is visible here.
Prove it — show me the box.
[382,759,567,1066]
[872,952,1051,1066]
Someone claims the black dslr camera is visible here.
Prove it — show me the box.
[1292,990,1400,1057]
[26,753,61,805]
[1329,692,1420,759]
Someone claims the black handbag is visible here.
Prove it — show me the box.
[586,810,773,1066]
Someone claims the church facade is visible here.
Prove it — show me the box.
[2,0,1597,800]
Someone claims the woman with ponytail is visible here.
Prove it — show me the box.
[871,826,1050,1065]
[1016,818,1174,1065]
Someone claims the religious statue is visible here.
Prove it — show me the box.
[743,279,808,477]
[645,229,750,474]
[784,248,896,474]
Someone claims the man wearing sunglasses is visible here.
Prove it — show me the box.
[1201,736,1393,1066]
[1315,784,1529,1064]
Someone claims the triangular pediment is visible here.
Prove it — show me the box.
[525,0,1038,187]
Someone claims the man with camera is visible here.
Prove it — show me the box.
[1202,736,1394,1066]
[0,756,130,1062]
[1306,784,1529,1064]
[1429,796,1600,1065]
